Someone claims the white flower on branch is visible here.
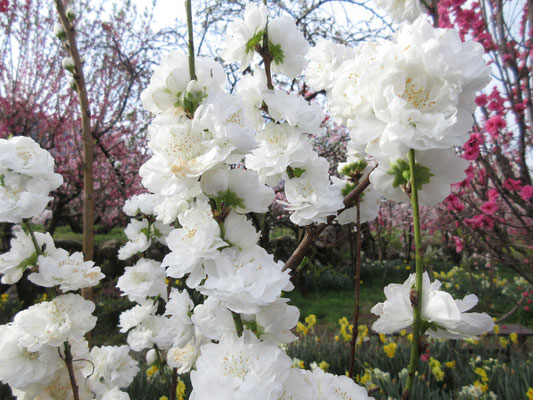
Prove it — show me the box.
[162,201,227,288]
[190,332,292,400]
[0,229,55,284]
[14,294,97,351]
[369,147,469,205]
[371,272,494,338]
[29,248,104,292]
[199,245,293,314]
[117,258,167,304]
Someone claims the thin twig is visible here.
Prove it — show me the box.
[348,195,362,377]
[282,168,375,273]
[63,342,80,400]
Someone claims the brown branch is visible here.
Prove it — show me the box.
[282,168,374,272]
[348,195,362,377]
[62,342,80,400]
[54,1,94,297]
[170,368,178,400]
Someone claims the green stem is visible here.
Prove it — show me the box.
[185,0,196,81]
[403,149,424,399]
[22,220,43,255]
[232,311,244,336]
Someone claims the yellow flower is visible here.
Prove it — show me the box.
[509,332,518,344]
[335,335,340,341]
[445,360,456,369]
[1,293,8,303]
[499,337,509,348]
[318,361,329,372]
[383,342,397,359]
[474,367,488,383]
[159,396,169,400]
[429,358,445,382]
[146,365,159,379]
[473,380,488,393]
[407,333,413,342]
[406,266,411,270]
[177,379,186,400]
[296,322,309,336]
[400,329,406,337]
[526,387,533,400]
[305,314,317,330]
[493,325,500,334]
[379,334,386,343]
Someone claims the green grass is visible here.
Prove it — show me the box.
[288,285,385,328]
[54,225,127,245]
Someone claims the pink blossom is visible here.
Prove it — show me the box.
[503,178,522,191]
[475,94,488,106]
[480,201,498,215]
[452,236,464,253]
[485,115,506,139]
[488,189,499,201]
[520,185,533,201]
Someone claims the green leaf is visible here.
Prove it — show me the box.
[341,183,356,197]
[286,166,305,179]
[211,190,245,211]
[0,174,5,188]
[386,158,434,189]
[17,251,38,271]
[268,41,285,65]
[245,30,265,53]
[339,160,368,177]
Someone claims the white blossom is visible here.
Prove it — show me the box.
[140,116,233,197]
[190,332,291,400]
[254,300,299,344]
[245,122,317,186]
[199,245,293,314]
[200,167,274,214]
[101,387,131,400]
[117,219,151,260]
[167,330,210,374]
[374,0,423,23]
[141,51,226,114]
[162,201,227,288]
[29,248,104,291]
[191,296,235,341]
[223,211,260,250]
[123,193,162,217]
[165,289,195,347]
[305,39,356,91]
[371,272,495,338]
[369,147,469,205]
[283,157,344,225]
[0,324,61,391]
[86,345,139,395]
[117,258,167,304]
[14,294,97,351]
[267,16,309,79]
[0,230,55,284]
[222,2,268,70]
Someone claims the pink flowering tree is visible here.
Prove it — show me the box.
[431,0,533,284]
[0,0,180,232]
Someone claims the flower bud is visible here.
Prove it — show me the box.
[53,23,66,40]
[62,57,75,73]
[146,349,157,365]
[69,77,77,90]
[66,7,76,21]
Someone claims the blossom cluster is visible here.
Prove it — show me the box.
[110,2,378,398]
[0,136,136,399]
